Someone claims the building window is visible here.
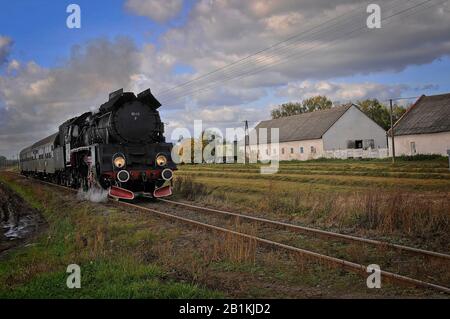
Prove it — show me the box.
[310,146,316,154]
[281,148,285,155]
[355,140,363,149]
[363,139,375,150]
[300,147,304,154]
[290,148,294,154]
[410,142,416,155]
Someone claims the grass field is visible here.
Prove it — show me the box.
[1,172,445,298]
[174,158,450,252]
[0,174,221,298]
[0,158,448,298]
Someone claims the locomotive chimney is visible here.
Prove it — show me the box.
[137,88,162,109]
[109,88,123,101]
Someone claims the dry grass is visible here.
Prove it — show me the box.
[220,221,257,264]
[173,176,211,201]
[172,171,449,251]
[357,191,449,237]
[259,185,449,240]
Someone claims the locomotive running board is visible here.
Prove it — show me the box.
[153,186,172,198]
[109,186,135,200]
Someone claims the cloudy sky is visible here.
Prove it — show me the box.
[1,0,450,157]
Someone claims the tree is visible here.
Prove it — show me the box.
[302,95,333,113]
[271,102,304,119]
[357,99,390,130]
[357,99,406,130]
[271,95,333,119]
[0,156,7,167]
[392,104,407,123]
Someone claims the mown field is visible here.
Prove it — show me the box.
[174,158,450,252]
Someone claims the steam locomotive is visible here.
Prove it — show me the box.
[19,88,176,200]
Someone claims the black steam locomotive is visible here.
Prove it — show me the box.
[19,89,176,200]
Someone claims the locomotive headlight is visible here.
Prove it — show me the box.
[113,155,126,168]
[156,154,167,167]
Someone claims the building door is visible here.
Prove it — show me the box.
[410,142,416,155]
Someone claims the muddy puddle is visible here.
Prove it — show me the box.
[0,182,45,253]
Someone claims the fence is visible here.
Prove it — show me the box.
[323,148,389,159]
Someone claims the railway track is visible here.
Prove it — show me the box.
[158,198,450,260]
[4,172,450,294]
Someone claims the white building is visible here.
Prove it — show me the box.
[388,93,450,157]
[250,104,388,161]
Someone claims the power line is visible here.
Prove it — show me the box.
[161,0,441,103]
[156,0,375,98]
[158,0,383,101]
[158,0,445,104]
[164,93,429,128]
[383,96,421,101]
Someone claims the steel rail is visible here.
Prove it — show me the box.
[116,200,450,294]
[4,172,450,294]
[158,198,450,261]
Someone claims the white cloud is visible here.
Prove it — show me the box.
[0,37,176,157]
[125,0,183,23]
[7,59,20,72]
[155,0,450,100]
[0,35,12,66]
[2,1,450,156]
[277,81,412,104]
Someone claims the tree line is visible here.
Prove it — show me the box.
[270,95,407,131]
[0,156,18,168]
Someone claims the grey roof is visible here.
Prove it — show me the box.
[391,93,450,136]
[20,133,59,155]
[31,133,59,148]
[252,104,352,144]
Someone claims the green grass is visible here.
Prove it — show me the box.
[174,159,450,251]
[0,174,222,299]
[177,158,450,192]
[0,259,212,299]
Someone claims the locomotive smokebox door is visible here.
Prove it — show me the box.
[111,101,160,144]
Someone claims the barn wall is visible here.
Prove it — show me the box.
[322,105,387,151]
[388,131,450,156]
[249,139,324,161]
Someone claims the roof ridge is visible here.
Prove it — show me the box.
[422,92,450,99]
[255,104,353,143]
[265,103,351,122]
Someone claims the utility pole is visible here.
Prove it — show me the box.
[244,120,249,165]
[390,99,396,163]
